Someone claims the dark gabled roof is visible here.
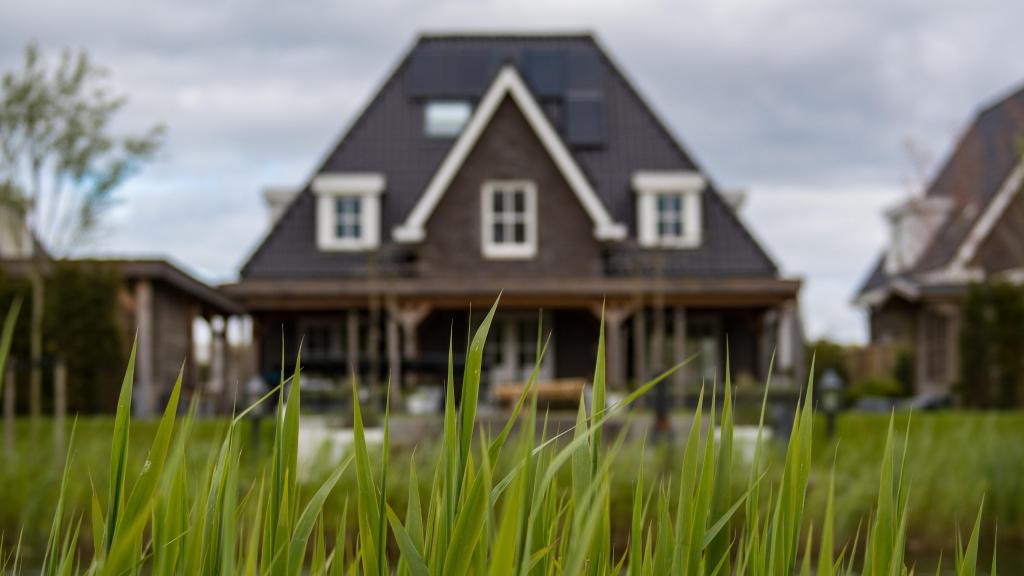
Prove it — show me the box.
[913,83,1024,272]
[856,82,1024,300]
[241,33,778,279]
[855,254,890,296]
[1,257,242,315]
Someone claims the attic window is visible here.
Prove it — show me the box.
[312,173,385,251]
[633,171,705,249]
[424,101,472,137]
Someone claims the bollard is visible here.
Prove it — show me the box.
[54,359,67,463]
[3,364,14,456]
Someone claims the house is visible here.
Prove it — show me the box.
[224,33,803,401]
[855,83,1024,396]
[1,255,244,415]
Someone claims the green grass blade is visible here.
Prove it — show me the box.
[104,337,137,554]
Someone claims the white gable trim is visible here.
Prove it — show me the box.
[392,65,627,243]
[948,161,1024,271]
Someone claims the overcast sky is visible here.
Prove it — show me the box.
[4,0,1024,343]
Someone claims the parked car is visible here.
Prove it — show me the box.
[900,393,953,411]
[852,396,898,412]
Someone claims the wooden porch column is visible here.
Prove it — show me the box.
[386,309,401,390]
[776,300,797,386]
[672,307,687,400]
[134,279,155,417]
[395,303,431,388]
[632,304,647,386]
[346,310,360,379]
[915,308,928,395]
[590,303,633,390]
[940,303,960,394]
[757,310,772,383]
[211,317,228,408]
[606,307,631,389]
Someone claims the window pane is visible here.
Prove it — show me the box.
[351,198,361,215]
[514,222,525,243]
[493,222,505,243]
[513,190,525,213]
[668,195,682,212]
[671,221,682,237]
[425,101,472,137]
[494,190,504,213]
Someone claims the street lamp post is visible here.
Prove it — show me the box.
[820,368,845,439]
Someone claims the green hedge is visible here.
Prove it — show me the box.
[0,261,124,413]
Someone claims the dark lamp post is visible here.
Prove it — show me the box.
[820,368,844,439]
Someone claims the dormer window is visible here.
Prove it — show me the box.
[424,101,472,137]
[334,197,363,240]
[481,180,537,259]
[633,171,705,248]
[312,173,385,251]
[655,193,686,242]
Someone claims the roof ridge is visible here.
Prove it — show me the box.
[417,31,595,41]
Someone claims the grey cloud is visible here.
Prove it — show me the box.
[5,0,1024,342]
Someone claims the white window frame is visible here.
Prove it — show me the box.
[633,171,705,249]
[312,173,385,251]
[481,180,538,259]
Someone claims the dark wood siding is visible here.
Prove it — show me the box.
[152,283,198,397]
[418,96,605,278]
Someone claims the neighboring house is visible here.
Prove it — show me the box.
[856,83,1024,396]
[225,33,803,399]
[1,255,243,415]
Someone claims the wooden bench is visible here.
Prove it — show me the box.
[492,378,587,410]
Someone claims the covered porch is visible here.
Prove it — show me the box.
[226,276,803,409]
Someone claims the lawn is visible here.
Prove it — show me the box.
[1,409,1019,567]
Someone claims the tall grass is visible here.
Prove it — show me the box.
[0,298,996,574]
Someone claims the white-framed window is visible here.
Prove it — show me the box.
[481,180,537,259]
[655,193,686,242]
[334,196,363,240]
[424,101,472,137]
[633,171,705,248]
[312,173,385,251]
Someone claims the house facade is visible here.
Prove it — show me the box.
[225,34,803,400]
[856,83,1024,396]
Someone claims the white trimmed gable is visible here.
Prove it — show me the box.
[392,65,627,243]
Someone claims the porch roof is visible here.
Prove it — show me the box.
[222,275,801,311]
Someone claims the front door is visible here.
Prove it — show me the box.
[485,313,555,387]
